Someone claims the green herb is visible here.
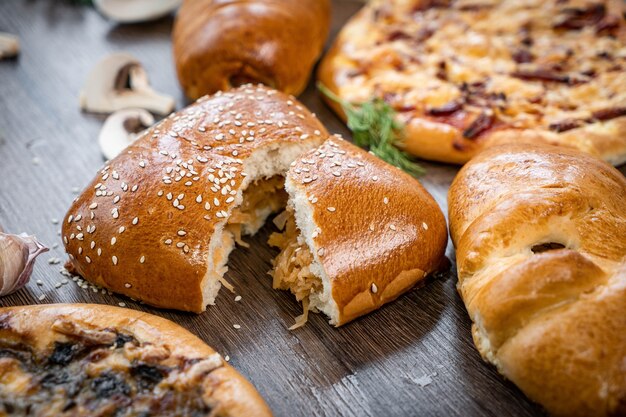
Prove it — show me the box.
[318,83,425,177]
[68,0,93,5]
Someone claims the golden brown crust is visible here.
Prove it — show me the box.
[62,85,327,313]
[448,143,626,416]
[287,137,448,325]
[0,303,272,417]
[319,0,626,165]
[173,0,331,99]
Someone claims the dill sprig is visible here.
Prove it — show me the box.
[318,83,425,177]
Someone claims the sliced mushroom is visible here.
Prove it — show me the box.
[93,0,181,23]
[99,108,154,160]
[80,52,175,115]
[0,33,20,59]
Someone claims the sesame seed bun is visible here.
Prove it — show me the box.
[62,85,327,312]
[281,136,448,326]
[0,303,272,416]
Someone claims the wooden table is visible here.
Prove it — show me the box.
[2,2,623,416]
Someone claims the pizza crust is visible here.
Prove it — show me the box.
[0,304,272,417]
[319,0,626,165]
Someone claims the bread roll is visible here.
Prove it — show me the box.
[269,136,448,327]
[173,0,331,99]
[448,144,626,417]
[62,85,327,313]
[0,304,272,416]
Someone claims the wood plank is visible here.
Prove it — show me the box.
[0,1,622,416]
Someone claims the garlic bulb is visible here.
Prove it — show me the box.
[0,232,48,296]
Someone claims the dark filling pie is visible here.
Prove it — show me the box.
[0,322,220,417]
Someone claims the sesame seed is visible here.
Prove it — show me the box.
[233,324,241,329]
[89,202,98,209]
[164,239,172,245]
[131,185,138,192]
[224,355,230,362]
[369,224,375,231]
[235,295,242,302]
[139,256,145,264]
[372,176,379,181]
[38,294,46,301]
[112,256,118,265]
[132,217,139,225]
[85,256,91,264]
[332,171,341,177]
[139,161,145,168]
[118,302,126,307]
[166,192,173,200]
[389,224,397,231]
[371,283,378,294]
[119,226,125,233]
[317,248,325,257]
[327,207,336,212]
[67,215,74,223]
[176,242,185,248]
[177,230,187,236]
[97,248,102,256]
[125,283,132,288]
[111,208,119,219]
[422,222,429,230]
[196,195,202,203]
[111,237,117,245]
[383,197,389,204]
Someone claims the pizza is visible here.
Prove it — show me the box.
[318,0,626,165]
[0,304,271,417]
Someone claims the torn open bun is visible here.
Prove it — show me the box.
[269,137,448,326]
[62,85,326,312]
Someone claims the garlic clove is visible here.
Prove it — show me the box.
[0,233,49,296]
[0,32,20,60]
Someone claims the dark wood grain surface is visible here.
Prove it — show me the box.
[1,2,624,416]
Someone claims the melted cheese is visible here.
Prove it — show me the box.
[330,0,626,134]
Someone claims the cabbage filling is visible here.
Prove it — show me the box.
[268,209,322,329]
[215,176,287,293]
[227,176,287,246]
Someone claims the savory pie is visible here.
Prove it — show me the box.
[0,304,271,417]
[319,0,626,164]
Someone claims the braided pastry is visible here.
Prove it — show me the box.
[448,144,626,416]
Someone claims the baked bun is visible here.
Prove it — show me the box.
[448,144,626,416]
[318,0,626,165]
[173,0,331,100]
[62,85,327,313]
[269,136,448,327]
[0,304,272,416]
